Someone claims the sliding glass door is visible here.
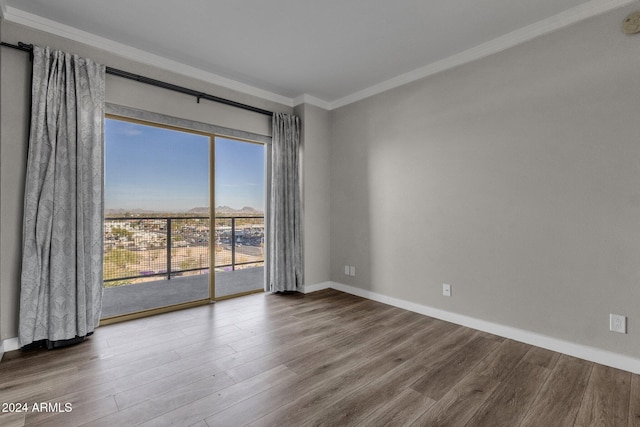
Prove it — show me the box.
[101,116,268,321]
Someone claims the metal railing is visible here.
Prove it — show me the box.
[103,215,264,284]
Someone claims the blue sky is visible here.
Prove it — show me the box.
[105,119,265,212]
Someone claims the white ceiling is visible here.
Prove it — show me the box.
[2,0,635,108]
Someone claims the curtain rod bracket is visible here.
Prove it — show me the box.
[21,43,34,62]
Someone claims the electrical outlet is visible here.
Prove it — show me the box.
[349,266,356,276]
[344,265,350,275]
[443,283,451,297]
[609,314,626,334]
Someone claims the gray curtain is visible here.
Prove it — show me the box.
[269,113,303,292]
[19,46,105,348]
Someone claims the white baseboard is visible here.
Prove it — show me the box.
[302,281,332,294]
[3,283,638,374]
[327,281,640,375]
[0,337,20,361]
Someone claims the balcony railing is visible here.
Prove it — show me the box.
[103,215,264,285]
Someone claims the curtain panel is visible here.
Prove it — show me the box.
[19,46,105,348]
[269,113,303,292]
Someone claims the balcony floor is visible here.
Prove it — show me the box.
[101,267,264,319]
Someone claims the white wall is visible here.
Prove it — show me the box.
[0,20,293,344]
[330,4,640,359]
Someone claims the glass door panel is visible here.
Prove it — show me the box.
[214,137,265,298]
[102,117,211,319]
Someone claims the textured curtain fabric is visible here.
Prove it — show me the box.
[269,113,303,292]
[19,46,105,348]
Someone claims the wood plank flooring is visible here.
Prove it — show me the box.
[0,289,638,426]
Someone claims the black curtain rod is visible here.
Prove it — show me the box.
[1,41,274,117]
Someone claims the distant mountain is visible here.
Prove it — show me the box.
[105,208,158,215]
[188,207,210,214]
[215,205,235,214]
[215,205,263,214]
[105,206,263,215]
[239,206,260,213]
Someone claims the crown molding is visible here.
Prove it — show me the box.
[293,94,331,110]
[2,6,295,108]
[3,0,635,111]
[330,0,637,109]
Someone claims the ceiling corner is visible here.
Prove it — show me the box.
[293,94,332,111]
[0,0,7,19]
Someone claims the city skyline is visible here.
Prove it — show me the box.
[105,118,265,213]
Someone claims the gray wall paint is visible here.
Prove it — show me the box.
[330,4,640,358]
[296,103,331,286]
[0,17,3,354]
[0,30,30,342]
[0,21,292,341]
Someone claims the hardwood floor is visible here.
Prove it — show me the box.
[0,289,638,426]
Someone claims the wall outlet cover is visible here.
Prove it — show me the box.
[609,314,627,334]
[443,283,451,297]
